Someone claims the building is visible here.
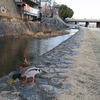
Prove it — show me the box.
[15,0,40,21]
[40,0,60,18]
[41,0,52,17]
[52,1,60,16]
[0,0,55,21]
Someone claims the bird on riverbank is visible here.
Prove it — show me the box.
[20,58,30,67]
[9,67,42,84]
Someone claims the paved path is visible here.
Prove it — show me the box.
[56,27,100,100]
[0,27,100,100]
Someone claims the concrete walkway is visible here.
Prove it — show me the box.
[55,27,100,100]
[0,27,100,100]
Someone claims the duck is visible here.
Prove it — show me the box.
[9,67,42,84]
[20,58,30,67]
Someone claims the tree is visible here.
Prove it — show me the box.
[58,4,74,20]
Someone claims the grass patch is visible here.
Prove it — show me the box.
[33,30,42,33]
[33,29,58,34]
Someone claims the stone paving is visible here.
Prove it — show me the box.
[0,28,84,100]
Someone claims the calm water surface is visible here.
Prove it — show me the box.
[0,29,78,78]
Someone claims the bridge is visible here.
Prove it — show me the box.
[65,18,100,27]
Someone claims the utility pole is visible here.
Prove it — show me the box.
[38,0,42,21]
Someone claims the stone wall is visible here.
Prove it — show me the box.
[0,21,67,37]
[0,17,67,37]
[42,16,68,30]
[0,22,50,36]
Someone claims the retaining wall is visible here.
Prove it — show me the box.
[0,17,67,37]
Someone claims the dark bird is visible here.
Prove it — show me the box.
[20,58,30,67]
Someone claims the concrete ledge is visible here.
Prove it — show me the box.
[0,16,23,22]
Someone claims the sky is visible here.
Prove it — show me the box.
[55,0,100,19]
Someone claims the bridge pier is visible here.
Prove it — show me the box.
[85,22,89,27]
[96,22,100,28]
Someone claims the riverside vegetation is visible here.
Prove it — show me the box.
[0,29,69,40]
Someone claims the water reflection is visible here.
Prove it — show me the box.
[0,29,78,78]
[34,29,78,55]
[0,39,29,77]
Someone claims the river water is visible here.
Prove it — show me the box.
[0,29,78,78]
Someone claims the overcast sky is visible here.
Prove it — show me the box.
[56,0,100,19]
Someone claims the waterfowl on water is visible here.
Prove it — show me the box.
[9,67,41,84]
[20,58,30,67]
